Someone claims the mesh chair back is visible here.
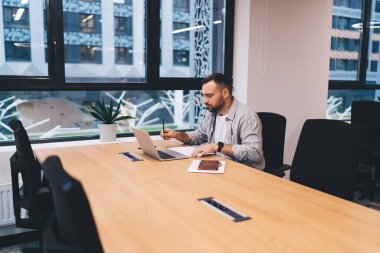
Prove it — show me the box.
[257,112,286,170]
[9,119,49,229]
[42,156,103,253]
[10,119,41,207]
[290,119,358,200]
[351,101,380,162]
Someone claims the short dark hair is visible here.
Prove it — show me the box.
[202,73,232,95]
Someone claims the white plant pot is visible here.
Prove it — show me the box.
[98,123,117,142]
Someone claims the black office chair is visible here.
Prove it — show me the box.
[41,156,104,253]
[351,101,380,200]
[9,119,51,230]
[290,119,358,200]
[258,112,291,177]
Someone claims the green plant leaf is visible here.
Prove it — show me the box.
[114,115,135,122]
[110,100,123,122]
[90,100,107,123]
[110,111,121,123]
[89,111,106,122]
[109,99,114,120]
[113,100,122,118]
[99,100,112,123]
[88,104,104,121]
[88,99,134,124]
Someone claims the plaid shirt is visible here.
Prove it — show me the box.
[186,98,265,170]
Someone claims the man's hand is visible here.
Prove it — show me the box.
[160,128,191,144]
[191,143,218,158]
[160,128,177,140]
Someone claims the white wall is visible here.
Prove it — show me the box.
[232,0,252,104]
[234,0,332,164]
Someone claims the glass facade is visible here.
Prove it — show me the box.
[0,90,206,142]
[0,0,230,143]
[0,0,48,75]
[329,0,363,80]
[366,0,380,84]
[62,0,145,83]
[160,0,225,77]
[328,0,380,120]
[330,0,380,83]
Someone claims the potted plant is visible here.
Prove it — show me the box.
[88,99,134,142]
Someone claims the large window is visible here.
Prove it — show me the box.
[329,0,380,119]
[0,0,233,86]
[160,0,227,78]
[0,0,234,144]
[63,0,142,83]
[1,0,47,75]
[330,0,363,81]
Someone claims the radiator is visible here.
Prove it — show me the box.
[0,183,15,226]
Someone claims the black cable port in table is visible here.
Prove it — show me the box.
[198,197,251,222]
[119,152,143,162]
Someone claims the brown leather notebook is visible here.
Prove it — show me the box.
[198,160,220,171]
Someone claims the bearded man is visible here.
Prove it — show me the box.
[160,73,265,169]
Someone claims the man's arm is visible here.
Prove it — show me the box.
[160,113,211,145]
[185,114,210,145]
[191,143,234,158]
[232,113,264,168]
[190,113,264,168]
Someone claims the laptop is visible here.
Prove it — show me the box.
[131,127,190,161]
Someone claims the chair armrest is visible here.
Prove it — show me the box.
[278,164,292,172]
[264,164,292,178]
[265,164,292,173]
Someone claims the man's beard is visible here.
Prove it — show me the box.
[206,100,225,113]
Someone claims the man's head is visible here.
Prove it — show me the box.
[201,73,233,113]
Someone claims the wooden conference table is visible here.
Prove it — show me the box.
[35,140,380,253]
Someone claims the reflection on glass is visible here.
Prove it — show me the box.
[0,90,205,143]
[0,1,48,75]
[63,0,146,83]
[329,0,363,80]
[160,0,225,78]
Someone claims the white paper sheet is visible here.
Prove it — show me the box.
[187,160,226,174]
[168,146,216,157]
[168,146,196,157]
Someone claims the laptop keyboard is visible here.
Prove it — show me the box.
[157,150,176,159]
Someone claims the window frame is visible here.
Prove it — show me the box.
[0,0,235,92]
[329,0,376,90]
